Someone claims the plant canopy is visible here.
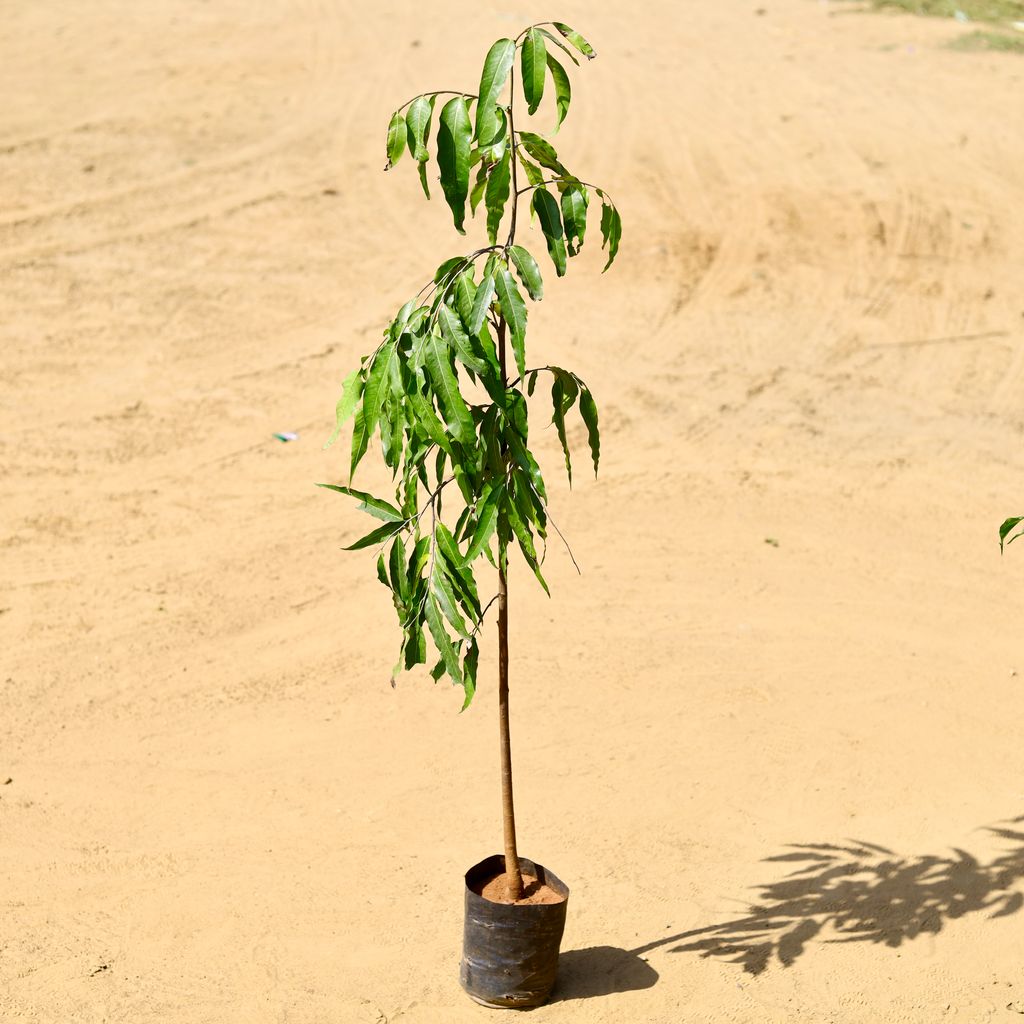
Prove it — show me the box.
[322,21,621,712]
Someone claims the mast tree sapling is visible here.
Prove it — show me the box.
[321,20,621,1007]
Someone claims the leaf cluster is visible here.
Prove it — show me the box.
[323,22,620,707]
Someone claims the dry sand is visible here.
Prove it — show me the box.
[4,2,1024,1021]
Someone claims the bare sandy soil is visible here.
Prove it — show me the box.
[4,2,1024,1021]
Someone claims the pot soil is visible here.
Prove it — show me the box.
[459,855,570,1009]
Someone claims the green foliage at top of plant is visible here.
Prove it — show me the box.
[321,22,620,709]
[870,0,1024,22]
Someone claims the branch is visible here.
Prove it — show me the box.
[470,594,501,637]
[515,175,615,205]
[393,90,477,116]
[416,246,503,308]
[508,364,556,389]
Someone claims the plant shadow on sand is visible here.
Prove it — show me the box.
[554,815,1024,998]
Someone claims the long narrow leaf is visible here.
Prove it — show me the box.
[552,22,596,59]
[560,183,588,255]
[518,131,567,176]
[508,245,544,300]
[578,383,601,475]
[422,332,476,445]
[494,268,528,377]
[475,38,515,145]
[546,52,571,130]
[317,483,405,523]
[324,367,363,449]
[521,28,546,115]
[406,95,434,161]
[532,189,567,277]
[438,302,487,375]
[437,96,472,233]
[550,370,579,485]
[469,271,496,335]
[599,198,622,271]
[385,111,406,168]
[424,595,463,684]
[344,520,404,551]
[460,638,479,710]
[484,147,511,245]
[465,484,503,562]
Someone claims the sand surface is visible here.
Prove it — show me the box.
[4,2,1024,1021]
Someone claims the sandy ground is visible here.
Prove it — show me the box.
[4,2,1024,1021]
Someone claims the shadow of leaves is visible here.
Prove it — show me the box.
[634,817,1024,976]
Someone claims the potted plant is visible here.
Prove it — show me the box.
[321,20,621,1008]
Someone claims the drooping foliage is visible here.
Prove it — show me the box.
[322,22,621,708]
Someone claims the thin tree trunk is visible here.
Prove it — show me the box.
[497,559,522,900]
[495,317,523,902]
[497,67,523,901]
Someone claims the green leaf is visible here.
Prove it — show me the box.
[437,96,472,233]
[407,95,436,200]
[470,160,488,214]
[424,595,462,685]
[349,342,395,477]
[452,270,476,327]
[422,331,475,445]
[385,111,406,169]
[510,459,547,532]
[344,520,404,551]
[531,188,567,277]
[460,638,479,711]
[388,298,417,343]
[599,199,622,271]
[431,558,469,637]
[476,38,515,145]
[324,368,363,449]
[508,245,543,301]
[389,535,409,602]
[521,28,546,116]
[578,383,600,475]
[405,94,434,159]
[553,21,596,59]
[518,131,566,175]
[316,484,405,524]
[436,256,467,284]
[504,492,550,595]
[538,27,579,66]
[484,147,511,245]
[436,523,481,617]
[465,484,503,563]
[438,302,487,376]
[480,107,508,162]
[406,95,434,162]
[505,417,548,504]
[550,370,579,485]
[560,183,588,255]
[469,270,496,335]
[1000,516,1024,552]
[408,385,453,455]
[494,268,528,378]
[516,152,545,188]
[403,620,427,670]
[545,52,571,131]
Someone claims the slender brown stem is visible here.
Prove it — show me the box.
[495,316,523,901]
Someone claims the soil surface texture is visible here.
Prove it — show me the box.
[3,2,1024,1023]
